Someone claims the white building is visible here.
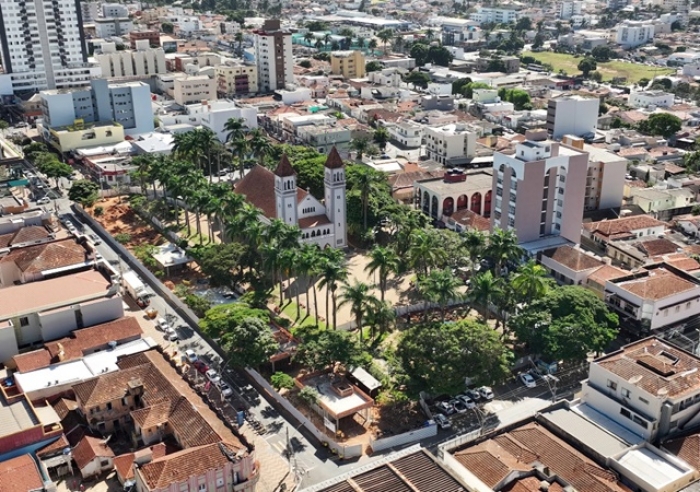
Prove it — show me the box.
[172,75,217,106]
[198,100,258,142]
[385,121,423,148]
[40,79,154,136]
[102,3,129,17]
[254,19,293,93]
[581,142,628,210]
[424,123,477,166]
[177,16,202,34]
[629,90,675,109]
[547,94,599,139]
[95,40,167,78]
[616,21,655,48]
[469,7,519,25]
[367,68,404,87]
[94,17,134,38]
[0,0,99,94]
[560,1,584,19]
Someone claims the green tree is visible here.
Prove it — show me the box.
[512,286,619,362]
[38,158,73,188]
[162,22,174,34]
[403,70,431,89]
[467,270,502,321]
[485,228,524,277]
[591,45,613,62]
[299,386,320,406]
[373,127,390,151]
[577,57,597,76]
[408,229,447,276]
[398,319,512,395]
[421,268,462,322]
[462,81,492,98]
[318,248,348,329]
[69,179,100,207]
[271,372,295,390]
[365,60,383,72]
[410,43,429,65]
[199,303,269,339]
[348,165,384,232]
[295,329,362,371]
[192,242,246,287]
[377,29,394,55]
[184,294,212,318]
[23,141,48,160]
[220,316,277,368]
[498,88,532,110]
[365,245,399,302]
[637,113,682,138]
[350,137,371,160]
[511,260,553,303]
[339,281,378,340]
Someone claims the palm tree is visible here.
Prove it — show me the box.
[366,301,396,343]
[248,128,272,167]
[339,281,377,341]
[485,228,524,277]
[368,39,378,52]
[511,260,552,304]
[462,229,487,267]
[365,245,398,302]
[229,135,249,175]
[234,32,244,55]
[303,32,314,46]
[377,29,393,55]
[425,28,435,41]
[314,39,324,50]
[408,230,447,277]
[131,154,155,195]
[224,117,248,144]
[356,37,366,50]
[350,166,384,232]
[343,36,353,49]
[373,127,390,151]
[300,244,322,320]
[468,270,502,321]
[350,137,370,160]
[318,250,348,329]
[422,268,462,322]
[323,32,332,50]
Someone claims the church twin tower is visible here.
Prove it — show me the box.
[273,147,347,248]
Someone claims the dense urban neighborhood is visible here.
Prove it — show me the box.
[7,0,700,491]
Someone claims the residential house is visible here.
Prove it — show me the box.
[581,215,667,248]
[539,245,609,286]
[72,435,115,478]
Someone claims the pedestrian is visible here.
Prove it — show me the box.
[80,484,85,492]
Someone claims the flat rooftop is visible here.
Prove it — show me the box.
[0,393,38,439]
[615,447,693,489]
[0,269,114,320]
[300,373,373,419]
[418,170,493,195]
[152,243,192,268]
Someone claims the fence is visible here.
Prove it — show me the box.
[436,428,481,461]
[245,368,363,459]
[369,423,437,453]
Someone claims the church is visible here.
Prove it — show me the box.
[234,146,348,248]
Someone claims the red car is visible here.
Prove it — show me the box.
[193,360,209,374]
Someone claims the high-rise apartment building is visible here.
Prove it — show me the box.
[546,94,599,139]
[215,62,258,96]
[491,137,589,244]
[253,19,293,93]
[0,0,100,94]
[330,50,366,79]
[96,40,167,79]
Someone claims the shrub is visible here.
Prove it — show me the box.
[271,372,295,390]
[184,294,211,317]
[299,386,319,406]
[93,206,104,217]
[114,232,131,244]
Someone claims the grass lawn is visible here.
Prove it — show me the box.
[281,300,328,331]
[522,51,675,83]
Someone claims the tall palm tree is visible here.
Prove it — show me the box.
[425,28,435,41]
[365,245,398,302]
[230,136,249,175]
[422,268,462,322]
[366,301,396,343]
[408,230,447,277]
[224,117,248,144]
[248,128,272,167]
[485,228,524,277]
[377,29,393,55]
[350,137,370,160]
[234,32,244,56]
[350,167,383,232]
[368,39,378,52]
[303,31,314,46]
[323,32,332,50]
[393,34,405,53]
[130,154,155,195]
[300,244,322,320]
[356,37,366,50]
[318,250,348,330]
[373,127,390,151]
[468,270,502,321]
[511,260,552,304]
[339,281,377,341]
[462,229,487,267]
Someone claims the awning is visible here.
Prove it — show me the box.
[350,367,381,392]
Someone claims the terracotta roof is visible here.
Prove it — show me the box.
[586,265,629,285]
[0,225,52,248]
[325,146,344,169]
[583,215,667,241]
[138,442,240,490]
[72,436,115,470]
[634,238,678,257]
[45,317,142,362]
[664,255,700,272]
[298,214,331,228]
[13,349,52,373]
[53,398,79,420]
[596,337,700,399]
[543,245,604,272]
[454,423,627,492]
[131,401,171,429]
[450,209,491,232]
[234,165,308,219]
[114,443,167,482]
[616,268,698,300]
[36,434,70,457]
[274,153,296,177]
[0,238,88,273]
[665,433,700,469]
[0,454,44,492]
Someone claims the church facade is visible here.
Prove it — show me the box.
[234,146,347,248]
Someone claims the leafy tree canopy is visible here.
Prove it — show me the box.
[365,61,384,72]
[69,179,100,207]
[637,113,682,138]
[190,242,247,288]
[199,302,269,339]
[294,329,364,371]
[398,319,512,395]
[220,316,278,368]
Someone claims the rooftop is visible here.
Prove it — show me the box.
[583,215,667,241]
[0,238,90,274]
[72,435,115,470]
[594,337,700,399]
[418,169,493,195]
[613,267,699,300]
[0,225,52,249]
[0,454,44,492]
[0,392,38,440]
[297,372,373,420]
[0,269,114,320]
[543,245,605,272]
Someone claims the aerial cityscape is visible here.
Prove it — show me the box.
[3,0,700,491]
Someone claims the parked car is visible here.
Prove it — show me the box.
[184,349,198,363]
[520,373,537,388]
[156,318,170,331]
[456,394,476,409]
[163,327,178,341]
[206,369,221,385]
[220,382,233,397]
[36,197,50,204]
[88,233,102,245]
[479,386,495,400]
[436,400,455,415]
[453,399,468,414]
[434,414,451,430]
[193,360,209,374]
[466,389,481,401]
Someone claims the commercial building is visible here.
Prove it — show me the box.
[616,21,655,48]
[198,100,258,142]
[330,50,366,79]
[95,41,167,79]
[629,90,676,108]
[173,75,217,106]
[469,7,519,25]
[254,19,294,92]
[215,62,258,96]
[491,138,589,244]
[560,0,584,19]
[416,169,493,220]
[0,0,98,93]
[547,94,600,139]
[45,121,125,153]
[385,121,423,148]
[424,123,477,166]
[94,17,133,38]
[129,30,161,49]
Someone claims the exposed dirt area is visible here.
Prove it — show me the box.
[91,197,162,252]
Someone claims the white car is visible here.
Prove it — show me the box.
[479,386,495,401]
[520,373,536,389]
[156,318,170,331]
[456,394,476,409]
[220,382,233,397]
[37,197,50,204]
[164,327,178,341]
[433,414,451,430]
[184,349,198,363]
[436,400,455,415]
[206,369,221,385]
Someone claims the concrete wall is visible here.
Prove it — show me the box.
[369,424,437,452]
[38,307,79,341]
[0,324,19,366]
[80,297,123,328]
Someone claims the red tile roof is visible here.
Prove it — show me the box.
[274,153,296,177]
[616,268,697,300]
[45,317,142,362]
[72,436,115,470]
[234,165,308,219]
[298,214,331,228]
[13,349,52,372]
[36,434,70,457]
[665,433,700,469]
[543,245,604,272]
[0,225,52,248]
[450,209,491,232]
[53,398,79,420]
[0,238,88,273]
[583,215,667,242]
[0,454,44,492]
[325,146,344,169]
[114,443,167,482]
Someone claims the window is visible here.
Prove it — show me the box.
[607,380,617,390]
[620,408,631,418]
[639,397,649,404]
[107,402,112,410]
[19,316,29,326]
[198,483,206,491]
[621,388,631,398]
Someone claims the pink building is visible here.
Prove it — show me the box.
[491,138,589,244]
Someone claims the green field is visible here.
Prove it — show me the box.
[522,51,675,83]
